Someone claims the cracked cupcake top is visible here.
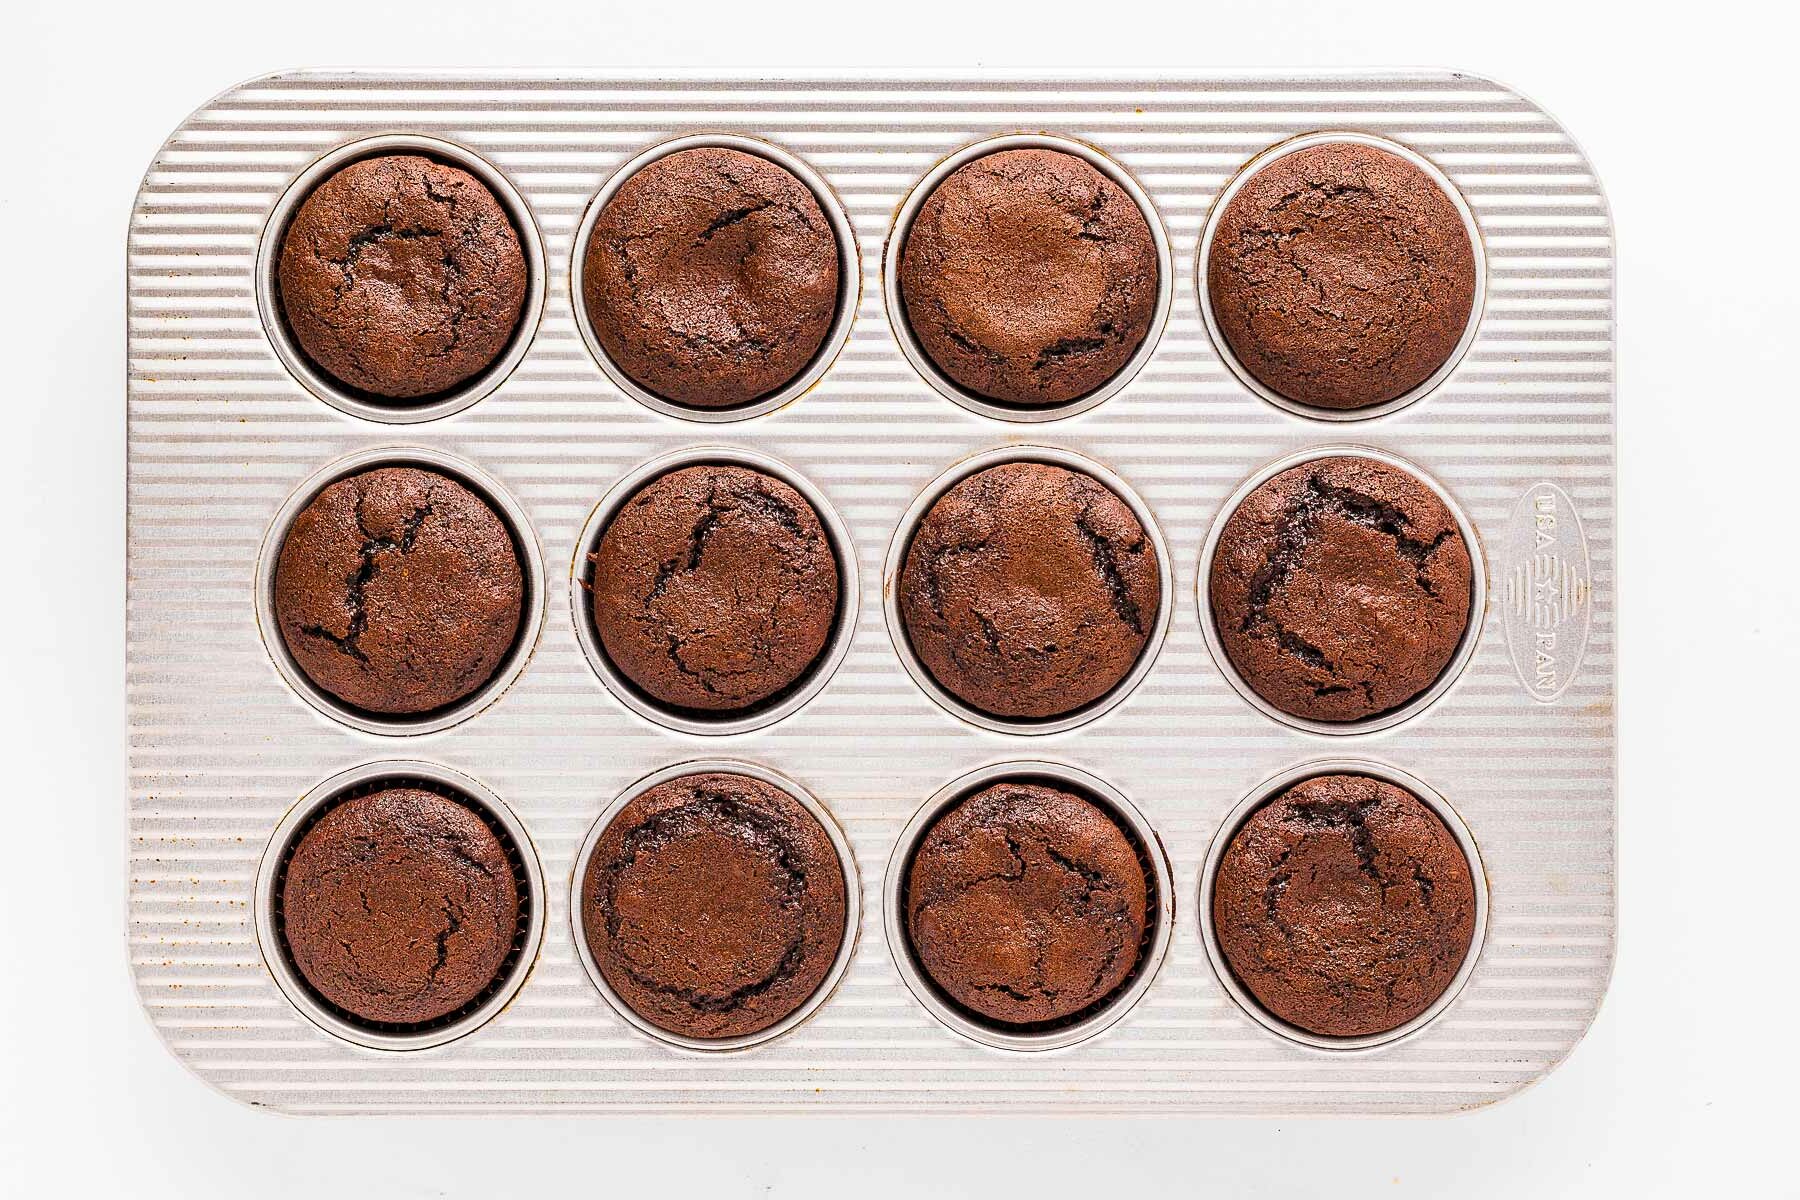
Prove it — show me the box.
[589,464,839,713]
[1209,456,1471,723]
[1212,773,1476,1038]
[279,787,521,1026]
[580,146,841,409]
[273,466,525,716]
[277,154,529,400]
[580,772,848,1040]
[899,461,1160,720]
[905,781,1149,1026]
[898,148,1159,407]
[1206,140,1477,410]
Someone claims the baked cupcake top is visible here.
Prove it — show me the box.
[1212,773,1476,1037]
[274,466,524,716]
[589,464,839,713]
[898,148,1159,407]
[899,461,1159,720]
[580,772,847,1040]
[1206,140,1476,410]
[1209,455,1471,723]
[280,787,521,1026]
[277,154,528,400]
[906,781,1149,1026]
[580,146,841,409]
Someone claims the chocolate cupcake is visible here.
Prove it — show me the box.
[905,781,1149,1026]
[1212,773,1477,1038]
[279,787,521,1026]
[580,772,848,1040]
[580,146,842,409]
[898,147,1159,407]
[588,464,840,714]
[274,466,525,716]
[277,154,529,400]
[1209,456,1472,723]
[1206,140,1477,410]
[899,461,1159,720]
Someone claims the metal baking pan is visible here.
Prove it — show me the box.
[126,69,1614,1115]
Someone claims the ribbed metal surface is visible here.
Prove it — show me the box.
[126,70,1615,1116]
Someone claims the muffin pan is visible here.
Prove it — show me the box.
[126,70,1614,1116]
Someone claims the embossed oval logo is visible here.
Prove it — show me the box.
[1501,482,1592,702]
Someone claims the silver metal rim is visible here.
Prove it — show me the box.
[1195,130,1488,423]
[1194,444,1487,736]
[568,760,863,1052]
[1197,758,1489,1051]
[882,132,1175,423]
[253,445,547,737]
[882,445,1173,735]
[568,133,862,423]
[569,446,860,736]
[254,133,548,425]
[882,760,1175,1052]
[252,759,547,1052]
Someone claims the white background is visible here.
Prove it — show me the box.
[3,1,1794,1194]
